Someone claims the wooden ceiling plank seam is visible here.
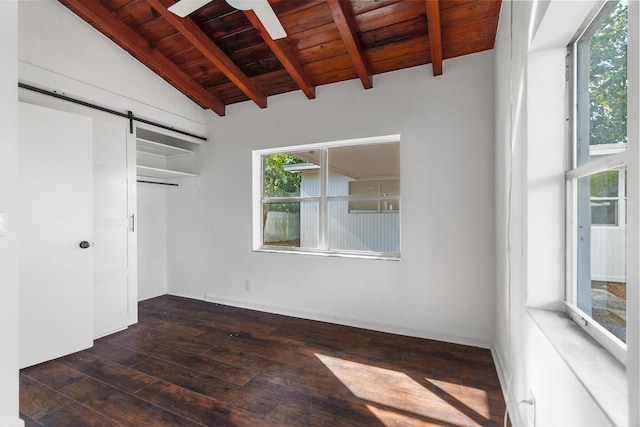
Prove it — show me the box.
[144,0,268,109]
[58,0,226,115]
[440,0,502,29]
[425,0,443,76]
[351,0,405,16]
[243,9,316,99]
[326,0,372,89]
[271,0,326,18]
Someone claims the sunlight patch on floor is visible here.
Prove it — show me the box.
[365,404,453,427]
[316,353,491,426]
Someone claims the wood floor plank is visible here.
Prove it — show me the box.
[197,327,305,352]
[105,332,259,386]
[38,401,124,427]
[130,357,280,417]
[56,351,157,394]
[20,295,507,426]
[105,324,215,355]
[134,380,280,426]
[19,412,43,427]
[85,340,148,367]
[136,309,215,338]
[267,401,380,427]
[19,375,73,421]
[61,377,203,426]
[21,361,86,390]
[200,334,320,377]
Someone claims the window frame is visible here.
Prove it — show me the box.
[252,134,401,260]
[565,0,630,365]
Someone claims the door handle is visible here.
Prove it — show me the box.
[79,241,91,249]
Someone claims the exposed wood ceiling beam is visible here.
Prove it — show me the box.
[146,0,267,109]
[58,0,226,115]
[425,0,443,76]
[327,0,372,89]
[243,10,315,99]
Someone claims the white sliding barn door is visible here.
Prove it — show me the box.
[19,102,93,368]
[93,121,137,338]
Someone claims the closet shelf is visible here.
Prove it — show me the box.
[136,165,198,180]
[136,138,193,158]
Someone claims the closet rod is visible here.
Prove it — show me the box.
[18,82,207,142]
[137,180,179,187]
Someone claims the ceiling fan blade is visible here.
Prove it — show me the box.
[168,0,212,17]
[253,1,286,39]
[226,0,286,39]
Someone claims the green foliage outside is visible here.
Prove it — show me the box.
[589,1,627,146]
[263,153,303,213]
[591,170,619,198]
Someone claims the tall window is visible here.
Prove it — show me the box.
[567,0,628,361]
[253,135,401,259]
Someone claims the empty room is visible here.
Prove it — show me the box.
[0,0,638,426]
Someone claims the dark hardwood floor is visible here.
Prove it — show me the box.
[20,295,506,426]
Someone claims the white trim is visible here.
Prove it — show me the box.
[6,419,25,427]
[528,308,628,427]
[564,302,627,365]
[624,1,640,424]
[565,151,628,181]
[254,247,401,261]
[491,346,523,427]
[193,293,493,349]
[252,134,401,157]
[590,142,628,156]
[283,163,320,171]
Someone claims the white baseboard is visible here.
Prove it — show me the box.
[5,418,25,427]
[167,292,493,349]
[491,345,523,427]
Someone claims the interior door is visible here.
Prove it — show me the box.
[93,121,135,338]
[19,102,93,368]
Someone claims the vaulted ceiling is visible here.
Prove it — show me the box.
[58,0,502,116]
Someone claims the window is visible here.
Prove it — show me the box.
[253,135,401,259]
[348,179,400,213]
[567,0,628,362]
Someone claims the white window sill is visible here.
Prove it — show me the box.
[255,247,401,261]
[527,308,627,426]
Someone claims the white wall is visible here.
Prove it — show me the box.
[137,183,168,300]
[166,53,497,347]
[0,3,22,427]
[494,1,636,425]
[18,0,207,134]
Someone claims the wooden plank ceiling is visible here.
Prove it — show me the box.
[58,0,502,116]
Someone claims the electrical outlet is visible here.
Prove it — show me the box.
[527,391,536,427]
[246,280,253,291]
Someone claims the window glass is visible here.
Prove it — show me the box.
[348,179,401,213]
[576,1,628,166]
[327,201,400,253]
[327,143,400,196]
[576,169,627,342]
[263,151,320,198]
[591,170,620,225]
[262,201,318,249]
[257,138,401,258]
